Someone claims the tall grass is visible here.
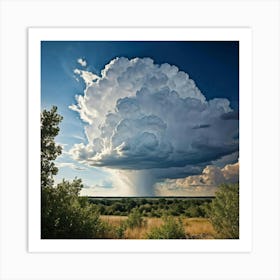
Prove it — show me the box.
[184,218,216,238]
[100,215,216,239]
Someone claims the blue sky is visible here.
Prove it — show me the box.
[41,41,239,196]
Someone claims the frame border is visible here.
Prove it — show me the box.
[1,1,279,279]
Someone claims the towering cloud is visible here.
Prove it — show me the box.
[70,57,239,195]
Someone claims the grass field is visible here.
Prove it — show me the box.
[100,215,216,239]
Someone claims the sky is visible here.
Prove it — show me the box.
[41,41,239,197]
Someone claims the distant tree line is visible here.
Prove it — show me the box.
[88,197,213,218]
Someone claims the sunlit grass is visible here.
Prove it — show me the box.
[100,215,216,239]
[184,218,216,238]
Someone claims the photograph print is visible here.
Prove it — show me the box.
[41,41,239,240]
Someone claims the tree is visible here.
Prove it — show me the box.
[40,107,109,239]
[41,106,63,188]
[207,184,239,239]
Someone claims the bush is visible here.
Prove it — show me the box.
[41,178,106,239]
[126,208,144,229]
[207,183,239,239]
[115,223,127,239]
[94,221,126,239]
[185,205,201,217]
[147,216,186,239]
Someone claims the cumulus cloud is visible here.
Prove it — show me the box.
[69,57,239,195]
[155,162,239,196]
[77,58,87,67]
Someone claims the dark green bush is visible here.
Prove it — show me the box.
[41,178,106,239]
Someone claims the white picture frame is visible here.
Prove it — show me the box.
[29,26,252,253]
[1,0,279,279]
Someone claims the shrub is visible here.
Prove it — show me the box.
[207,183,239,239]
[41,178,106,239]
[115,223,127,239]
[126,208,144,229]
[95,221,126,239]
[147,216,186,239]
[185,205,201,217]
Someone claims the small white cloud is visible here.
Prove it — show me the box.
[73,68,99,87]
[55,162,87,171]
[80,186,118,197]
[72,134,86,141]
[77,58,87,67]
[73,75,80,82]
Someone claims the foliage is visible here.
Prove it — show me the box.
[115,223,127,239]
[89,197,213,218]
[207,183,239,239]
[125,208,145,229]
[40,107,111,239]
[147,216,186,239]
[41,106,63,188]
[41,178,106,239]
